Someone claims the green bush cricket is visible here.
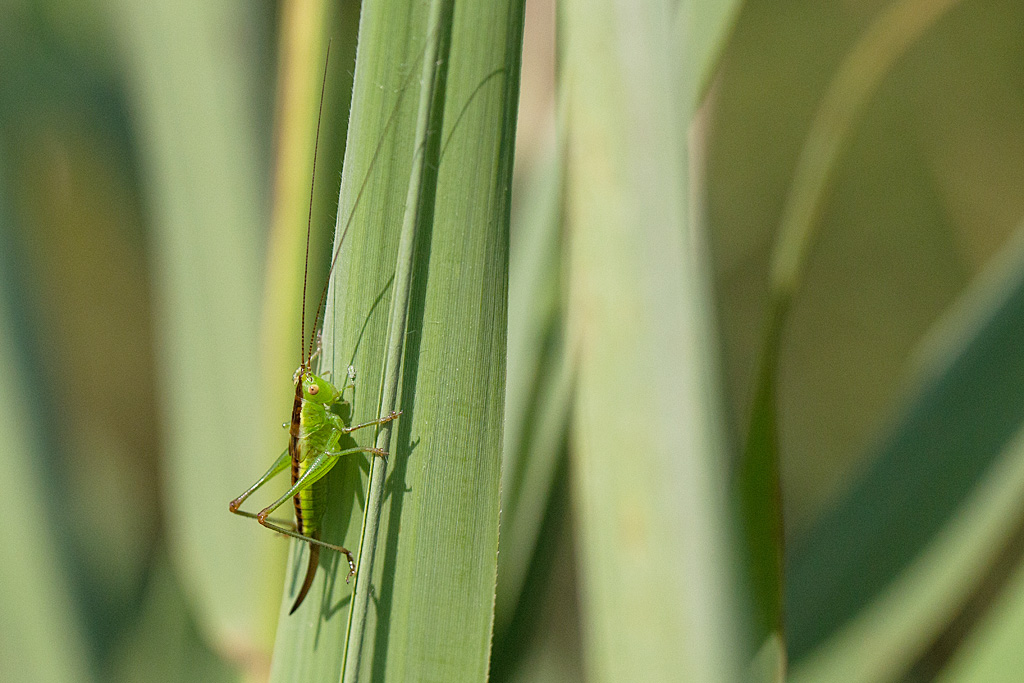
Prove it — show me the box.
[228,42,403,615]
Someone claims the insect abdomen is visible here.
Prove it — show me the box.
[297,460,326,535]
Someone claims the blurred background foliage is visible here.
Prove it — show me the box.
[2,0,1024,681]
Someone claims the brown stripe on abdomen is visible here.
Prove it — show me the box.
[289,379,305,534]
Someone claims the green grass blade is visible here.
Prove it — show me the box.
[269,0,523,679]
[493,0,744,677]
[935,497,1024,681]
[341,1,449,679]
[562,1,744,681]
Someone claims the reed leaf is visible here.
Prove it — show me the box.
[268,0,523,679]
[562,1,744,680]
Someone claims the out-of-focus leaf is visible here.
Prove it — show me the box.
[937,542,1024,681]
[107,0,277,667]
[789,225,1024,678]
[108,556,238,683]
[499,512,584,683]
[0,174,91,683]
[492,140,572,666]
[791,419,1024,683]
[562,1,745,681]
[0,7,162,667]
[738,0,969,655]
[676,0,743,114]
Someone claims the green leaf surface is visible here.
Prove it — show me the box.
[562,1,744,681]
[341,3,451,678]
[269,0,523,679]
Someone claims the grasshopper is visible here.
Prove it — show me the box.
[229,42,404,614]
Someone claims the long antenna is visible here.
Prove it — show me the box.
[300,40,332,370]
[305,41,429,365]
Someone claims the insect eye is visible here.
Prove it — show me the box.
[308,384,319,395]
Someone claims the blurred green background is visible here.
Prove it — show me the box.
[2,0,1024,681]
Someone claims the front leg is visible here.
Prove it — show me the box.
[343,410,402,434]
